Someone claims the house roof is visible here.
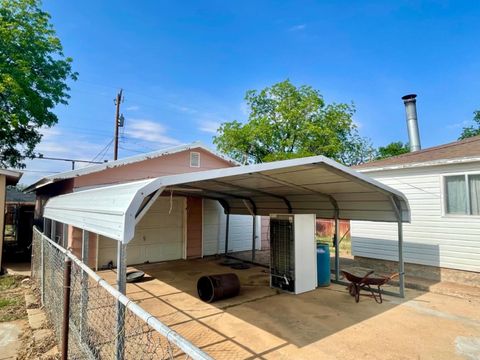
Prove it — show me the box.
[0,169,22,186]
[6,187,36,203]
[25,141,239,192]
[43,155,410,243]
[354,135,480,172]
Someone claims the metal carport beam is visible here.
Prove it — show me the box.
[253,172,339,216]
[176,184,258,215]
[209,179,293,213]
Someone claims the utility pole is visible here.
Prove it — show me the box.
[113,89,123,161]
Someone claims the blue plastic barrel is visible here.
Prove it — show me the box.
[317,243,331,287]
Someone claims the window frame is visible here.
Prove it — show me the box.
[443,172,480,216]
[189,151,201,168]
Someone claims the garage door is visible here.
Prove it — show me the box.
[203,199,260,256]
[97,197,185,267]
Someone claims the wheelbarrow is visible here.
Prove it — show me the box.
[341,270,399,303]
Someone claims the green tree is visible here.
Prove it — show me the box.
[213,80,374,166]
[0,0,77,168]
[375,141,410,160]
[459,111,480,140]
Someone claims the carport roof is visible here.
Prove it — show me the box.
[43,156,410,243]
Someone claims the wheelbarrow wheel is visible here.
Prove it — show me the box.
[348,283,356,297]
[354,284,360,303]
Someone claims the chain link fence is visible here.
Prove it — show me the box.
[32,227,212,360]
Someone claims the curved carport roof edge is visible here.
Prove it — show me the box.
[43,155,410,244]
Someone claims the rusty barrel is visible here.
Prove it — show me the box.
[197,273,240,303]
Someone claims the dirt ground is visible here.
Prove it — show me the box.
[0,275,27,322]
[99,259,480,360]
[0,274,59,360]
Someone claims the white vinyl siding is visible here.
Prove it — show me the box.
[97,197,185,267]
[202,199,261,256]
[351,162,480,272]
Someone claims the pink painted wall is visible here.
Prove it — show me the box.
[74,148,234,189]
[69,226,98,268]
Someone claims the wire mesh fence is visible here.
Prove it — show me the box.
[31,227,212,360]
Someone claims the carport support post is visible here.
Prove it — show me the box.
[334,216,340,282]
[80,230,89,341]
[116,241,127,360]
[62,223,68,249]
[391,195,405,298]
[398,220,405,298]
[251,215,256,262]
[224,213,230,255]
[51,220,56,244]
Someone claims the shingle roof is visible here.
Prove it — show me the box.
[354,135,480,170]
[6,187,35,203]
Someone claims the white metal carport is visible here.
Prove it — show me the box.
[43,155,410,293]
[43,155,410,360]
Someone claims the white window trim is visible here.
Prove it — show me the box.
[190,151,200,168]
[442,172,480,217]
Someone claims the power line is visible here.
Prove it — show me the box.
[90,138,114,163]
[34,155,105,170]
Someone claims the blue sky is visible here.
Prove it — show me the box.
[22,0,480,184]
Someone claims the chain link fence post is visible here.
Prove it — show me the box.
[61,256,72,360]
[40,224,45,305]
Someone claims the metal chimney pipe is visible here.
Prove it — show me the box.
[402,94,421,152]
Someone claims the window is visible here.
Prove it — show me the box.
[444,174,480,215]
[190,152,200,167]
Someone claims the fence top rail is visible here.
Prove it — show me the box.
[33,226,213,360]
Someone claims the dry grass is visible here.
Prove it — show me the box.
[0,275,27,322]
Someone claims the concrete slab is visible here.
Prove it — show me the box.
[26,308,46,330]
[4,262,31,277]
[24,293,38,309]
[0,320,26,360]
[33,328,53,344]
[97,259,480,360]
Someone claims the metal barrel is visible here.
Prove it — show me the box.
[197,273,240,303]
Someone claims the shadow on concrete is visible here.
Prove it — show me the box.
[97,256,432,358]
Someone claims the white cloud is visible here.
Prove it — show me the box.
[198,120,221,134]
[446,120,470,129]
[124,119,181,146]
[168,103,198,115]
[20,127,112,185]
[288,24,306,32]
[125,105,140,111]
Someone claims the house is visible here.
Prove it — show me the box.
[25,142,265,268]
[0,169,23,271]
[351,135,480,284]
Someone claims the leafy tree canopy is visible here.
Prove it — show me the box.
[375,141,410,160]
[213,80,375,166]
[0,0,77,168]
[458,110,480,140]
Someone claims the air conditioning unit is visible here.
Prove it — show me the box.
[269,214,317,294]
